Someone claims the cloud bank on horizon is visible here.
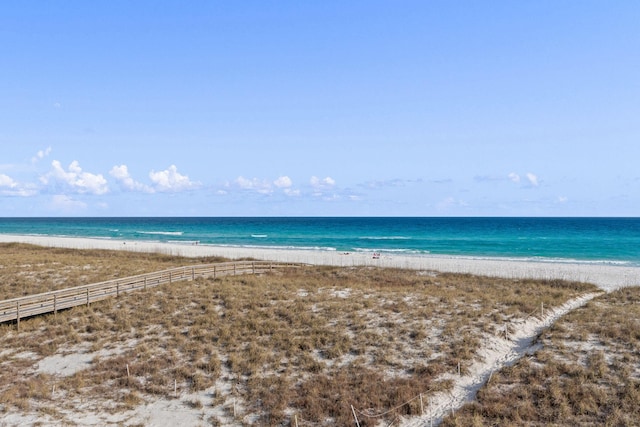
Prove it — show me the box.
[0,146,583,216]
[1,2,638,216]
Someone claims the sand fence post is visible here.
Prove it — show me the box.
[87,288,90,306]
[53,294,57,317]
[16,301,20,330]
[541,302,544,317]
[351,405,361,427]
[429,397,433,427]
[420,393,424,415]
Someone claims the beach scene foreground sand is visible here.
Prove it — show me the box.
[1,236,639,426]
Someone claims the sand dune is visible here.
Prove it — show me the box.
[1,234,638,426]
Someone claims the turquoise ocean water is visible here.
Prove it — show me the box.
[0,217,638,266]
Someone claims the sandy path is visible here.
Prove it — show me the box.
[399,292,601,426]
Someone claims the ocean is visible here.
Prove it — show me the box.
[0,217,638,266]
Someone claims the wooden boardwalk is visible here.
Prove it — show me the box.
[0,261,302,327]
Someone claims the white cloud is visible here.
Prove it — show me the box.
[309,176,337,198]
[41,160,109,195]
[31,146,52,164]
[364,178,417,188]
[310,176,336,188]
[274,176,292,188]
[110,165,152,193]
[557,196,568,203]
[235,176,272,194]
[508,172,539,187]
[0,174,17,189]
[0,173,37,197]
[233,175,300,196]
[49,195,87,212]
[149,165,199,192]
[274,176,301,196]
[284,188,300,196]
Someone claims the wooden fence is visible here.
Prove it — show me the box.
[0,261,303,327]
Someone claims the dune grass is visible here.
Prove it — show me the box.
[0,243,227,299]
[0,244,597,426]
[442,286,640,426]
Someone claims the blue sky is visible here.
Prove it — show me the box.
[1,1,638,216]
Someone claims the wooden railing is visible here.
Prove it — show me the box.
[0,261,303,326]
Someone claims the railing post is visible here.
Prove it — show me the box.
[16,301,20,330]
[87,288,90,306]
[234,264,237,275]
[144,276,147,290]
[53,294,57,317]
[252,262,255,274]
[117,282,120,297]
[169,272,172,284]
[192,267,195,281]
[214,265,217,279]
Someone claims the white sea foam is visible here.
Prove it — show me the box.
[353,247,428,254]
[136,231,184,236]
[200,243,338,252]
[358,236,412,240]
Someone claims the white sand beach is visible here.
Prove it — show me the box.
[0,234,638,292]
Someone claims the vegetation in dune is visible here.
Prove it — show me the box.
[0,244,598,426]
[442,286,640,426]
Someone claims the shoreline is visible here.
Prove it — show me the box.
[0,234,638,292]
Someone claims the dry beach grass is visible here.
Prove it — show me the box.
[0,243,602,426]
[0,242,227,299]
[441,286,640,426]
